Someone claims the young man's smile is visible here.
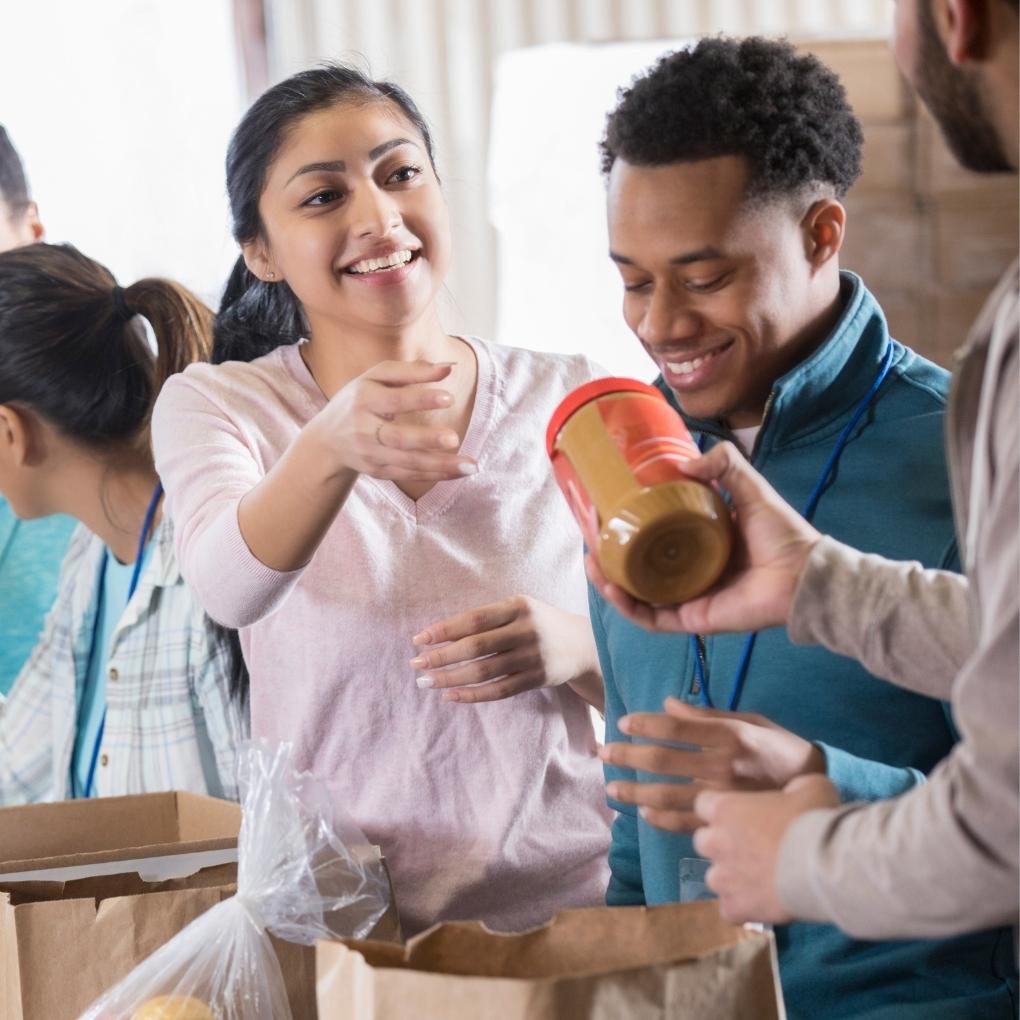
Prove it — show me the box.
[654,336,737,393]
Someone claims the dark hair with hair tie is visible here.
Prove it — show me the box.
[0,243,212,448]
[216,62,438,366]
[0,242,249,704]
[110,284,134,323]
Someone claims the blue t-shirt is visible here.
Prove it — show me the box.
[71,540,153,798]
[0,498,76,695]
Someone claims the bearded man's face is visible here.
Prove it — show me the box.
[894,0,1013,173]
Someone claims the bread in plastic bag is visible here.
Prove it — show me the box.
[79,741,390,1020]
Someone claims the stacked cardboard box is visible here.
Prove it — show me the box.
[800,39,1018,367]
[0,793,242,1019]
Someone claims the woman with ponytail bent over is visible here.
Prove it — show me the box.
[151,65,611,935]
[0,244,247,804]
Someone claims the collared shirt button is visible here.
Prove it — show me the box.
[100,754,110,767]
[108,667,119,681]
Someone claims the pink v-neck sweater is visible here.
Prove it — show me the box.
[152,336,612,934]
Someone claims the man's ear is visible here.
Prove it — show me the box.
[936,0,989,65]
[241,237,280,282]
[22,201,44,243]
[802,198,846,271]
[0,404,34,468]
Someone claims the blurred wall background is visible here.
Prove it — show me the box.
[262,0,1017,370]
[265,0,895,349]
[488,36,1019,375]
[2,0,1014,367]
[0,0,244,304]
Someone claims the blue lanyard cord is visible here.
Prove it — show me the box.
[690,343,895,711]
[127,481,164,603]
[0,516,18,580]
[79,481,164,798]
[801,342,895,525]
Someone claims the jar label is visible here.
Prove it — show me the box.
[597,395,700,485]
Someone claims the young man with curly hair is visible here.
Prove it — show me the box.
[590,37,1016,1019]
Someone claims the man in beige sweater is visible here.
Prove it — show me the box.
[589,0,1018,937]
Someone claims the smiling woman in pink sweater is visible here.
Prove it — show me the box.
[151,65,610,935]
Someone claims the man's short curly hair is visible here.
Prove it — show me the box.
[601,37,863,202]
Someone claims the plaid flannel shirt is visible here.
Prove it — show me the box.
[0,518,247,804]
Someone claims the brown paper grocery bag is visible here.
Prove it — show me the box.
[0,867,339,1020]
[316,900,785,1019]
[1,864,399,1020]
[0,866,237,1020]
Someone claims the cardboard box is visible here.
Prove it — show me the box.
[316,901,785,1020]
[0,793,398,1020]
[2,868,238,1019]
[0,791,240,883]
[0,793,243,1020]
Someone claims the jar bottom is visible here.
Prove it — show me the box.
[599,482,732,604]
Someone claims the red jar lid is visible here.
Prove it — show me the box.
[546,377,666,456]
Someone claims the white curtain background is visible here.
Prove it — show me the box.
[1,0,244,304]
[264,0,894,362]
[490,40,698,379]
[0,1,897,345]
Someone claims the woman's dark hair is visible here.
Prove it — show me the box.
[0,242,249,703]
[601,37,863,203]
[215,63,437,365]
[0,126,31,219]
[0,243,212,447]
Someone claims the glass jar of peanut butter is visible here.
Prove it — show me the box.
[547,378,732,604]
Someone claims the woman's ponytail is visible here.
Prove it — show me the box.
[0,242,251,706]
[213,255,304,365]
[120,276,215,392]
[0,243,211,449]
[120,277,251,705]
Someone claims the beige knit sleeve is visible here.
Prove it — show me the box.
[776,547,1017,938]
[787,536,973,702]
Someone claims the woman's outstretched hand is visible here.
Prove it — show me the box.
[586,441,821,635]
[311,360,477,483]
[238,360,476,572]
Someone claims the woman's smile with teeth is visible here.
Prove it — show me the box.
[347,249,414,274]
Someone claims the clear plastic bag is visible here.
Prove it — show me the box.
[79,741,390,1020]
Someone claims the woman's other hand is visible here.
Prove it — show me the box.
[411,596,604,709]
